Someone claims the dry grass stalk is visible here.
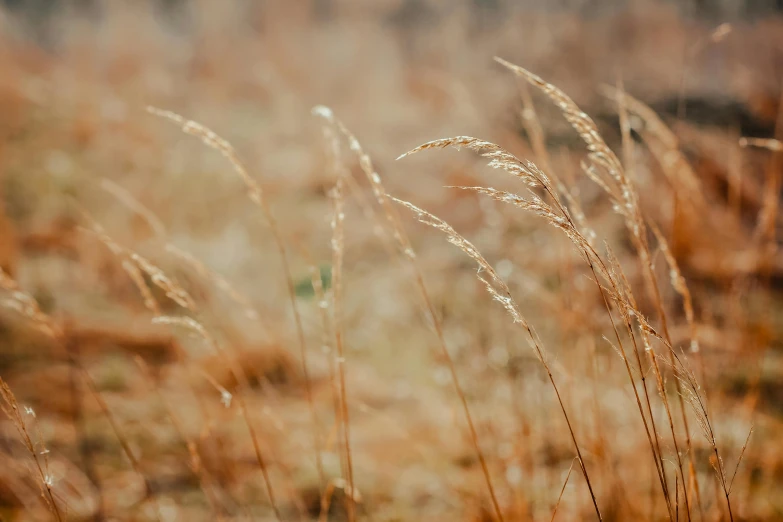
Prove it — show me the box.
[310,114,351,507]
[728,426,753,496]
[314,114,396,255]
[672,358,736,521]
[79,209,284,519]
[518,80,556,177]
[329,174,356,522]
[518,81,597,245]
[605,239,695,522]
[676,475,680,522]
[307,256,345,522]
[0,267,62,339]
[601,85,704,207]
[77,204,163,315]
[494,58,631,216]
[550,458,577,522]
[606,82,709,519]
[520,94,599,249]
[604,87,677,504]
[122,258,163,316]
[650,224,705,380]
[79,212,196,311]
[497,57,716,520]
[391,196,602,521]
[134,356,225,519]
[602,247,673,515]
[0,380,63,522]
[399,132,675,519]
[154,315,283,519]
[64,329,104,520]
[0,265,164,519]
[80,367,163,520]
[400,54,756,517]
[313,105,505,522]
[99,179,273,335]
[147,107,322,502]
[313,106,418,261]
[634,95,707,515]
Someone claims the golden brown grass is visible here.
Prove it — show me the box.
[1,3,782,521]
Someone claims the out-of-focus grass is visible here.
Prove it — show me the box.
[0,1,782,521]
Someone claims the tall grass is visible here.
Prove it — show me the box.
[390,58,750,521]
[0,35,771,520]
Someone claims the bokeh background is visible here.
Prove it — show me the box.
[0,1,782,520]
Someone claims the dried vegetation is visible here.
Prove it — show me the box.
[0,1,782,521]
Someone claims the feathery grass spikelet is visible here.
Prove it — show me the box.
[495,57,625,187]
[398,136,554,192]
[147,106,265,207]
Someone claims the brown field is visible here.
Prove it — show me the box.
[1,1,783,520]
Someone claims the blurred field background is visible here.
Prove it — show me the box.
[1,0,783,520]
